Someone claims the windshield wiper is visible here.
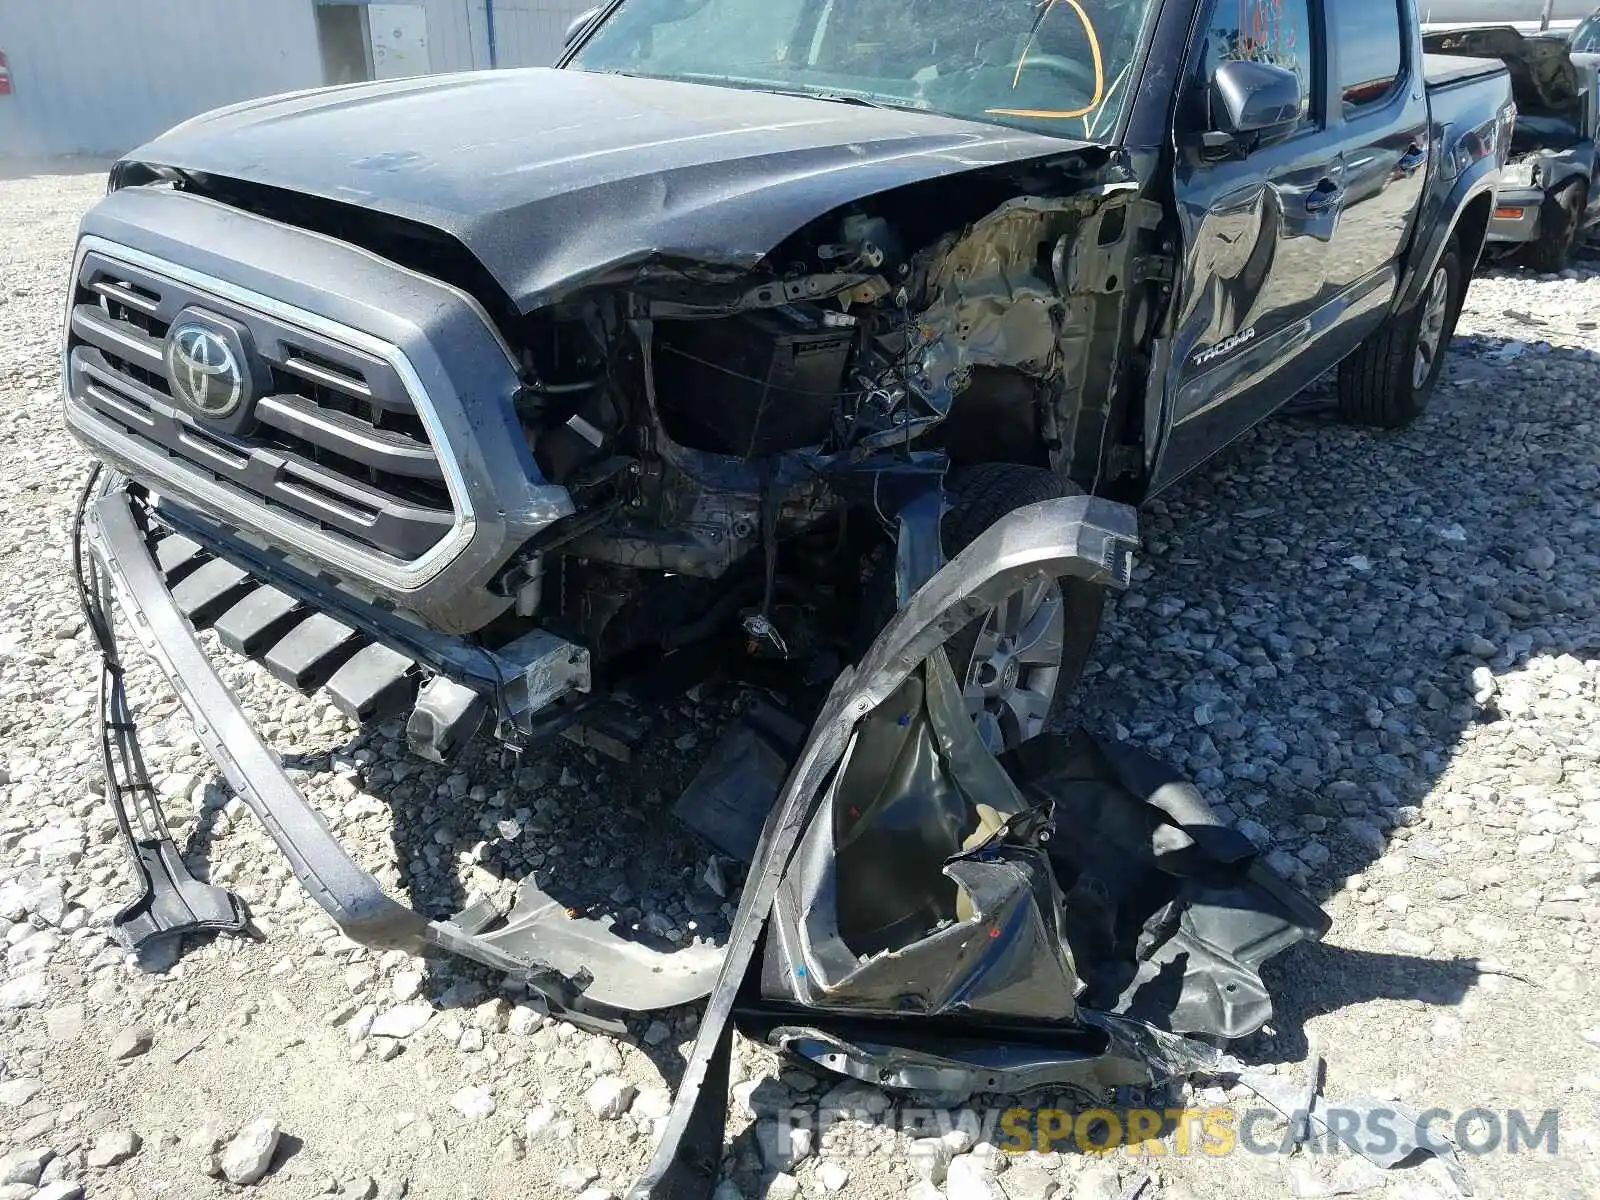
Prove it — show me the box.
[661,71,921,112]
[788,89,895,108]
[584,67,931,113]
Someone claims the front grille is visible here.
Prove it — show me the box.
[66,251,456,561]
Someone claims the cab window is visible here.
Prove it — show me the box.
[1331,0,1404,112]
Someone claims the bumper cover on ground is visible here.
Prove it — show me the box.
[80,478,716,1031]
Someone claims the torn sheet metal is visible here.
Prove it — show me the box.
[763,642,1328,1038]
[758,1009,1234,1108]
[631,491,1143,1200]
[1005,731,1331,1037]
[1237,1065,1474,1196]
[633,484,1342,1199]
[907,188,1162,481]
[763,648,1083,1021]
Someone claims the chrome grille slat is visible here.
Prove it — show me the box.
[278,352,374,400]
[87,277,162,315]
[254,393,443,481]
[66,251,455,562]
[71,303,166,373]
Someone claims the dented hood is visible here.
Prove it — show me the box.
[1424,25,1581,110]
[126,68,1084,310]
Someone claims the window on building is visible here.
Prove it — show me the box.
[316,2,374,85]
[1331,0,1404,112]
[1196,0,1317,125]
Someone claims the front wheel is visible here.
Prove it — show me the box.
[945,466,1108,751]
[1336,239,1464,429]
[859,464,1106,755]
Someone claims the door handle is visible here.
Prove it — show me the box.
[1398,143,1427,175]
[1305,180,1343,213]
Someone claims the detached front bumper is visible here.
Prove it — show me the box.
[1488,185,1547,244]
[79,478,715,1033]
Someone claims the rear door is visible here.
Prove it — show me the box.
[1155,0,1345,492]
[1321,0,1430,314]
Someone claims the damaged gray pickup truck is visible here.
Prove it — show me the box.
[63,0,1512,1194]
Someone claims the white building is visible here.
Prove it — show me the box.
[0,0,597,157]
[1419,0,1593,31]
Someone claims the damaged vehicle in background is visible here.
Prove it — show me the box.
[61,0,1512,1194]
[1427,23,1600,270]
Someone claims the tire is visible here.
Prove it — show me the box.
[858,464,1106,754]
[1524,183,1587,274]
[1336,239,1464,429]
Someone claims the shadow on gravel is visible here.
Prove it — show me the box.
[174,703,734,1088]
[1259,944,1491,1064]
[275,689,741,1076]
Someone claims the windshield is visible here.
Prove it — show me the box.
[1575,13,1600,53]
[568,0,1157,141]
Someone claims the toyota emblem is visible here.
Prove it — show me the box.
[165,322,247,419]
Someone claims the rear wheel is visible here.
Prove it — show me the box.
[1524,182,1587,274]
[1337,239,1464,429]
[858,464,1106,754]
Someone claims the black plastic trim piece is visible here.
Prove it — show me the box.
[261,612,363,690]
[86,483,431,951]
[325,643,417,721]
[213,585,304,656]
[170,557,251,625]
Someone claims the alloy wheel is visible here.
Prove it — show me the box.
[961,571,1065,754]
[1413,264,1451,390]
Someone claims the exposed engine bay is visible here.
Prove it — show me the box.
[427,173,1161,701]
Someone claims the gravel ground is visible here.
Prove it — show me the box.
[2,163,1598,1200]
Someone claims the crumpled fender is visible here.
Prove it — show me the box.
[628,492,1139,1200]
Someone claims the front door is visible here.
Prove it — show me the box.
[1154,0,1344,493]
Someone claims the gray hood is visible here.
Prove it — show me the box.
[127,68,1084,310]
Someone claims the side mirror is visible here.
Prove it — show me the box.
[564,6,602,48]
[1208,59,1303,153]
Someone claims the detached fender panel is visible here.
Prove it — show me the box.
[630,493,1140,1200]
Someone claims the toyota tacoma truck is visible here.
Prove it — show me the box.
[63,1,1510,1194]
